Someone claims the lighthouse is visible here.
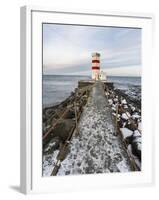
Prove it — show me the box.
[92,52,100,80]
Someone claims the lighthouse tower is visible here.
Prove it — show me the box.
[92,52,100,80]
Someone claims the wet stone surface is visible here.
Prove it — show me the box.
[57,82,132,175]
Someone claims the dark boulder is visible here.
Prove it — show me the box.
[63,109,75,119]
[51,119,75,143]
[125,121,137,131]
[131,141,141,161]
[131,130,141,160]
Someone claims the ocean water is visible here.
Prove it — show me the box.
[43,75,141,107]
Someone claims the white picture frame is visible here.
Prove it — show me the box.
[20,6,154,194]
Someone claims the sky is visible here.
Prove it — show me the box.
[43,24,141,77]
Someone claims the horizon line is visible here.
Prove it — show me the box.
[43,74,141,77]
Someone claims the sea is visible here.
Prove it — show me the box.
[43,75,141,108]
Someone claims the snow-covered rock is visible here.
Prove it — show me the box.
[123,105,128,109]
[121,99,127,104]
[120,128,133,139]
[138,122,142,131]
[121,112,131,120]
[108,99,113,105]
[132,112,141,120]
[114,98,118,103]
[127,144,141,169]
[130,105,136,112]
[133,130,141,137]
[111,105,116,111]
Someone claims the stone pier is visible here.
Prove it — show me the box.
[57,81,132,175]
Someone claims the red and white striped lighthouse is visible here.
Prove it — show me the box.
[92,52,100,80]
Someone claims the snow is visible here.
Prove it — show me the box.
[44,141,56,153]
[132,112,141,119]
[117,159,130,172]
[114,98,118,102]
[121,112,131,120]
[108,99,113,105]
[43,150,59,176]
[130,105,136,112]
[136,142,141,151]
[133,137,141,143]
[124,105,128,109]
[112,105,116,111]
[105,92,109,96]
[120,128,133,139]
[133,130,141,137]
[121,99,127,104]
[138,122,142,131]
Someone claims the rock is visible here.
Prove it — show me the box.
[44,136,61,154]
[132,112,141,120]
[51,119,75,142]
[121,99,127,105]
[131,130,141,160]
[108,99,113,105]
[120,127,133,139]
[125,121,137,131]
[125,135,133,145]
[131,141,141,160]
[111,104,117,111]
[63,109,75,119]
[133,130,141,137]
[114,98,118,103]
[123,105,128,109]
[121,112,131,121]
[138,122,142,131]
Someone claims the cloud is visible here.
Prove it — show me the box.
[43,24,141,76]
[103,65,141,77]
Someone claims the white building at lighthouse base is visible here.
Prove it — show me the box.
[99,71,107,81]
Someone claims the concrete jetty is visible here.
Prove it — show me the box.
[57,81,132,175]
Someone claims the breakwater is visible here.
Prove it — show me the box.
[43,80,141,176]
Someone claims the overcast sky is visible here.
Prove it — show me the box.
[43,24,141,76]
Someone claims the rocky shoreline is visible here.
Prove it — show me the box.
[105,84,141,169]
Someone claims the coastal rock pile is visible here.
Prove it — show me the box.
[105,87,141,169]
[42,86,92,176]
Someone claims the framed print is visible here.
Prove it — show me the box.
[20,6,154,194]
